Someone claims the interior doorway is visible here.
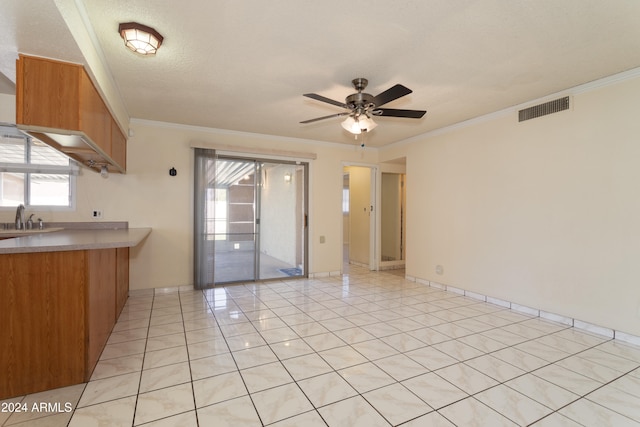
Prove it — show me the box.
[342,165,376,272]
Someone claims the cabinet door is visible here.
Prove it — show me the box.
[87,249,117,378]
[116,247,129,318]
[17,55,81,130]
[80,73,111,156]
[111,119,127,170]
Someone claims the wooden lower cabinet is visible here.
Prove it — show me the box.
[0,248,128,400]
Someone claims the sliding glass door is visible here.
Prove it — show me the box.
[194,150,308,287]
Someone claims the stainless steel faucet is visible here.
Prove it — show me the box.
[15,204,25,230]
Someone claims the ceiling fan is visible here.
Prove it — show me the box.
[300,78,426,134]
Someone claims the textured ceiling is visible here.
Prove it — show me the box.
[1,0,640,147]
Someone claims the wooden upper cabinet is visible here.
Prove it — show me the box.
[16,55,127,174]
[17,54,81,130]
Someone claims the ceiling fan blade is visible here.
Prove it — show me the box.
[372,84,413,107]
[300,112,348,124]
[373,108,426,119]
[303,93,348,109]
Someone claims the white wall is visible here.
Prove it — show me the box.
[381,75,640,336]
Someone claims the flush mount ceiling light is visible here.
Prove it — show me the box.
[118,22,163,55]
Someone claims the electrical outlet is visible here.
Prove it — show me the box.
[92,210,103,219]
[435,265,444,275]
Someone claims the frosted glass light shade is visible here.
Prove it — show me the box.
[119,22,164,55]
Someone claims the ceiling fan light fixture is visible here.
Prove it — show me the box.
[341,116,362,134]
[341,115,377,134]
[118,22,163,55]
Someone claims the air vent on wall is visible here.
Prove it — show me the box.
[518,96,570,122]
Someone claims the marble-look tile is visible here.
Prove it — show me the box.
[288,321,330,337]
[430,322,474,339]
[360,323,403,338]
[405,346,458,370]
[145,332,186,352]
[183,317,219,332]
[302,332,346,352]
[282,353,334,380]
[251,382,314,425]
[529,412,583,427]
[535,334,590,355]
[141,410,198,427]
[363,383,433,425]
[78,372,140,407]
[139,361,191,393]
[514,340,570,363]
[609,373,640,399]
[68,396,136,427]
[298,372,358,407]
[6,384,85,426]
[380,332,427,352]
[492,347,549,371]
[438,397,518,427]
[402,411,456,426]
[7,412,72,427]
[533,364,603,396]
[218,321,257,337]
[464,355,526,383]
[318,396,391,427]
[475,384,552,425]
[196,396,261,426]
[374,353,429,381]
[149,313,183,327]
[578,347,640,373]
[259,326,300,344]
[553,328,609,347]
[506,373,579,410]
[224,331,265,351]
[231,344,279,369]
[560,397,640,427]
[100,339,147,360]
[269,410,327,427]
[435,363,499,394]
[147,322,185,338]
[143,345,189,370]
[351,339,399,360]
[134,383,195,425]
[91,354,144,380]
[587,385,640,422]
[596,340,640,363]
[332,327,376,344]
[338,362,395,393]
[192,371,247,408]
[107,327,149,345]
[407,327,451,345]
[480,328,529,346]
[457,333,508,354]
[185,327,223,345]
[402,372,467,409]
[270,338,315,360]
[189,352,237,380]
[240,361,294,393]
[432,339,484,361]
[556,356,622,384]
[187,337,230,360]
[319,345,369,370]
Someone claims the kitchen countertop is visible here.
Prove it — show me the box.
[0,227,151,254]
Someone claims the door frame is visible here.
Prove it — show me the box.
[342,162,378,272]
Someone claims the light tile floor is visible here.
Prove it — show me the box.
[3,266,640,426]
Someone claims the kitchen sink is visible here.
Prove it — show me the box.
[0,227,63,238]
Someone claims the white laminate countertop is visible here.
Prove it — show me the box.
[0,228,152,254]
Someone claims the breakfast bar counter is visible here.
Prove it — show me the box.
[0,225,151,400]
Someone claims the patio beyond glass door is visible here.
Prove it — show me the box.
[194,151,308,287]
